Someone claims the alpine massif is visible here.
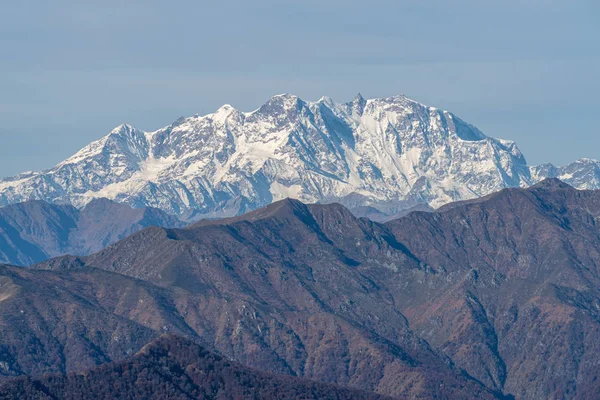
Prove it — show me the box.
[0,94,598,220]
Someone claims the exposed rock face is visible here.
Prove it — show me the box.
[0,198,183,265]
[0,335,391,400]
[1,94,598,220]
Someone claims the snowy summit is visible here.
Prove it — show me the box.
[0,93,598,220]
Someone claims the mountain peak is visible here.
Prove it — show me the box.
[212,104,238,123]
[317,95,335,107]
[265,93,301,105]
[271,92,297,99]
[237,198,310,223]
[191,198,308,228]
[215,104,235,113]
[82,197,131,212]
[532,178,574,191]
[351,92,367,115]
[110,123,138,135]
[253,93,304,118]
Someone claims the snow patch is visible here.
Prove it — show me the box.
[270,182,303,201]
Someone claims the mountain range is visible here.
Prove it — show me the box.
[0,94,598,220]
[0,198,183,266]
[0,179,596,398]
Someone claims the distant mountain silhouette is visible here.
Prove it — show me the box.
[0,198,183,265]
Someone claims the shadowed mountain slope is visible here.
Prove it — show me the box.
[0,335,390,400]
[34,179,600,398]
[0,198,183,265]
[25,179,600,398]
[27,200,499,399]
[385,178,600,399]
[0,264,199,379]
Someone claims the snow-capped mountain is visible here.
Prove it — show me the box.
[0,93,598,219]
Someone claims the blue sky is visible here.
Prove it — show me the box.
[1,0,599,177]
